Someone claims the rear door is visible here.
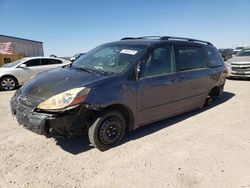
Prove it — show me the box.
[174,45,209,112]
[137,45,181,125]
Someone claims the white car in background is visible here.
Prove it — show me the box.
[0,57,71,91]
[226,49,250,79]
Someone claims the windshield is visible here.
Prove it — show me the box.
[1,60,22,68]
[236,50,250,57]
[72,44,146,75]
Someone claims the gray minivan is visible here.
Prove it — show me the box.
[10,36,227,151]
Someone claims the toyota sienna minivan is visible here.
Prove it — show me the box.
[11,36,227,151]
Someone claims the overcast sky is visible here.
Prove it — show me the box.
[0,0,250,56]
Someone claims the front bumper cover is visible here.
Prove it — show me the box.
[227,65,250,78]
[10,94,96,137]
[11,97,52,135]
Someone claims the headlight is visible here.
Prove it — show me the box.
[37,87,90,112]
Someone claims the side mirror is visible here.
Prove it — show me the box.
[70,57,76,62]
[19,64,27,68]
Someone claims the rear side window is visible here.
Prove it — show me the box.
[24,59,41,67]
[175,46,207,71]
[205,46,223,67]
[41,59,62,65]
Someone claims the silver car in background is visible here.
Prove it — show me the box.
[0,57,71,91]
[226,49,250,78]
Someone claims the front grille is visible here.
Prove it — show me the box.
[232,67,250,71]
[231,63,250,74]
[231,63,250,66]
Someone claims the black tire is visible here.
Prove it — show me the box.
[88,110,126,151]
[0,76,18,91]
[204,96,213,107]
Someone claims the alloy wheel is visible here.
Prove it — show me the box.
[1,77,16,91]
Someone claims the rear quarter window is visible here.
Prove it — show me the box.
[175,46,207,71]
[205,46,224,67]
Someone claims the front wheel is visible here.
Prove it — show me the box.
[88,110,126,151]
[0,76,18,91]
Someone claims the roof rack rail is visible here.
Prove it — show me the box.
[121,37,139,40]
[121,36,163,40]
[121,36,213,46]
[160,36,213,46]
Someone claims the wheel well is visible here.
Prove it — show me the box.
[103,104,134,132]
[0,75,19,85]
[209,86,220,97]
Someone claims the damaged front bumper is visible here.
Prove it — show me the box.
[10,94,96,137]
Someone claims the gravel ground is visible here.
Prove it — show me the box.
[0,79,250,188]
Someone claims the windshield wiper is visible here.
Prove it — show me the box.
[73,66,97,75]
[95,69,115,76]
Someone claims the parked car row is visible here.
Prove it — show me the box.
[218,48,234,61]
[218,46,250,62]
[10,36,227,151]
[233,46,250,55]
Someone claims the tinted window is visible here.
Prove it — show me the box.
[24,59,41,67]
[175,46,207,71]
[205,46,223,67]
[140,45,175,78]
[41,59,62,65]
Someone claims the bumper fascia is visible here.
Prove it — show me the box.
[10,96,95,137]
[226,66,250,79]
[10,99,52,135]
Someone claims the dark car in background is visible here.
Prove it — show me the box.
[69,53,86,62]
[218,48,234,61]
[10,36,227,151]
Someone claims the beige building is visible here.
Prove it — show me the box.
[0,35,44,57]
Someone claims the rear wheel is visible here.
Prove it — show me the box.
[204,95,213,107]
[0,76,18,91]
[88,110,126,151]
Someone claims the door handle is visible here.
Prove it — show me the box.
[163,81,172,85]
[163,79,176,85]
[179,75,186,81]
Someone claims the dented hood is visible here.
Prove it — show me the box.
[22,67,104,100]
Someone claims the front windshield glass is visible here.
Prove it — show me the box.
[236,50,250,57]
[1,60,22,68]
[72,44,146,75]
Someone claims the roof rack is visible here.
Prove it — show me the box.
[121,36,213,46]
[160,36,213,46]
[121,36,162,40]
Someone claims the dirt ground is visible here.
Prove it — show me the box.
[0,79,250,188]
